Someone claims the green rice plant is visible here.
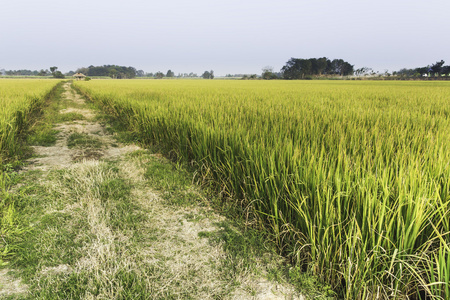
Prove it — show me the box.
[74,79,450,299]
[0,79,62,163]
[425,229,450,298]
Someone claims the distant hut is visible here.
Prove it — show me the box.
[73,73,86,81]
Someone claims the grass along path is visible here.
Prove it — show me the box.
[0,82,311,299]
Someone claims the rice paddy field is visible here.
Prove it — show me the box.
[1,79,60,267]
[0,79,60,163]
[72,79,450,299]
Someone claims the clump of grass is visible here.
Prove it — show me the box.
[199,221,277,275]
[142,155,201,206]
[27,129,59,146]
[67,133,103,149]
[0,165,33,267]
[96,114,140,145]
[288,267,335,299]
[55,112,85,122]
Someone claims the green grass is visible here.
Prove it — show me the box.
[67,133,103,149]
[55,112,85,122]
[142,154,202,206]
[96,113,142,145]
[1,169,45,268]
[27,129,59,146]
[288,267,336,299]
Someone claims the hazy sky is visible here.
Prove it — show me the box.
[1,0,449,75]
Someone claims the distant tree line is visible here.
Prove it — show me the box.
[50,66,65,78]
[281,57,354,79]
[5,59,448,81]
[134,70,213,79]
[76,65,137,79]
[176,72,199,78]
[261,66,282,80]
[135,70,174,78]
[226,74,247,78]
[242,74,259,80]
[138,70,214,79]
[136,70,209,79]
[2,69,40,76]
[1,66,201,79]
[0,68,55,76]
[1,67,65,78]
[395,60,450,77]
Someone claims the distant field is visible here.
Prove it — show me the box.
[0,79,61,162]
[73,80,450,298]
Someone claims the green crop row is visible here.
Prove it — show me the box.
[0,79,62,265]
[74,79,450,299]
[0,79,61,164]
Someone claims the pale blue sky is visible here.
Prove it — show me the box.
[1,0,449,75]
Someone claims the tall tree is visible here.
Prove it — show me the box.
[202,71,210,79]
[80,65,137,79]
[282,57,354,79]
[202,70,214,79]
[282,58,312,79]
[281,58,302,79]
[316,57,328,75]
[49,66,64,78]
[442,65,450,75]
[166,70,174,77]
[109,69,118,79]
[430,60,445,75]
[262,66,278,79]
[355,67,372,76]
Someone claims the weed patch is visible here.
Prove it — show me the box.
[67,133,103,149]
[27,129,59,146]
[143,156,203,206]
[55,112,85,122]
